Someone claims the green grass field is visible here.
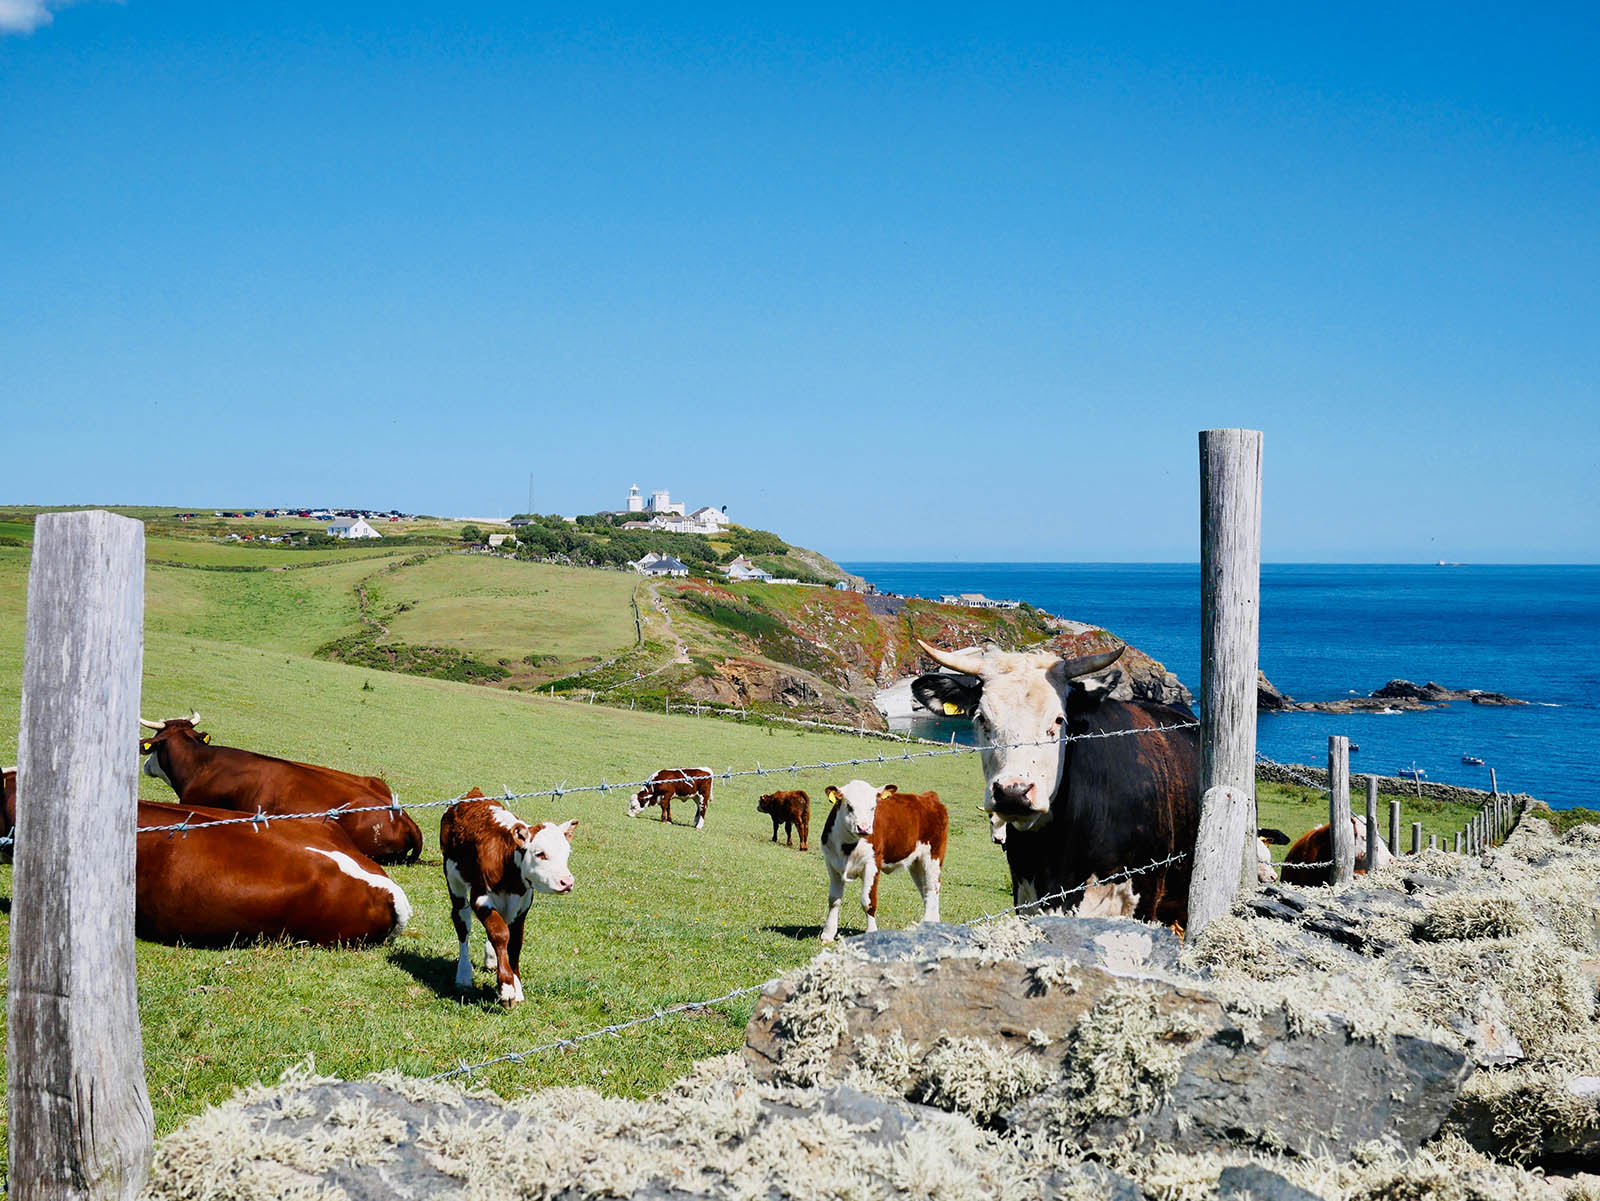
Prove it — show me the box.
[0,535,1496,1156]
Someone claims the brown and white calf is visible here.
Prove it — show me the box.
[818,781,948,943]
[757,790,810,850]
[629,767,713,829]
[440,787,577,1007]
[1279,817,1394,887]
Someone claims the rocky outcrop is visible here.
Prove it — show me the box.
[1253,675,1530,714]
[1258,670,1295,711]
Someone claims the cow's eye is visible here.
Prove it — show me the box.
[535,850,547,860]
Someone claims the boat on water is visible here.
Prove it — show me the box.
[1398,766,1428,780]
[1461,755,1486,766]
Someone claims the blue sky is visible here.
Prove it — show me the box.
[3,2,1596,562]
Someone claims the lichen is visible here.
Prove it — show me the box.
[1417,892,1534,942]
[908,1036,1053,1123]
[1052,983,1202,1128]
[764,953,868,1086]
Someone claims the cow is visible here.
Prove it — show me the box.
[757,790,810,850]
[1256,827,1292,883]
[1,766,14,865]
[1076,875,1139,918]
[134,798,412,945]
[1279,817,1395,887]
[440,787,577,1007]
[138,714,423,863]
[913,640,1199,926]
[818,780,947,943]
[629,767,713,829]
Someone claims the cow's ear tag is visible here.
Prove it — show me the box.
[200,732,212,744]
[140,740,153,754]
[941,701,967,716]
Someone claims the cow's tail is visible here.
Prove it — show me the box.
[393,791,424,863]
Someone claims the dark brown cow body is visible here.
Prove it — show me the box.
[135,800,411,946]
[440,788,577,1007]
[757,790,810,850]
[629,767,713,829]
[140,718,423,863]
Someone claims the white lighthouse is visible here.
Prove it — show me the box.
[627,484,643,513]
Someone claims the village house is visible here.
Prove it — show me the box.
[631,551,690,578]
[326,517,383,540]
[722,554,772,583]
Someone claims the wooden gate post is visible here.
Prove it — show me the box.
[1365,776,1380,868]
[8,511,154,1200]
[1328,736,1354,884]
[1188,429,1263,937]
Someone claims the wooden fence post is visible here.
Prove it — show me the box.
[1429,833,1438,851]
[1389,799,1402,859]
[1365,775,1379,865]
[8,511,154,1200]
[1329,736,1353,884]
[1454,831,1463,853]
[1411,822,1423,855]
[1188,429,1264,937]
[1490,767,1498,797]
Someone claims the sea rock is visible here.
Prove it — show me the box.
[744,916,1470,1159]
[1257,670,1294,711]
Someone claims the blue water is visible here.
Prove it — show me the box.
[843,563,1600,810]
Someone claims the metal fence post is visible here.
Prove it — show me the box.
[1188,429,1263,937]
[9,511,154,1200]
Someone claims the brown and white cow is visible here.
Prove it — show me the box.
[1256,827,1292,883]
[1279,817,1394,887]
[913,641,1199,925]
[138,714,423,863]
[135,799,412,946]
[757,790,810,850]
[440,787,577,1007]
[629,766,712,829]
[818,781,947,943]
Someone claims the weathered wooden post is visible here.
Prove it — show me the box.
[1329,736,1354,884]
[1429,833,1439,851]
[1411,821,1423,855]
[1365,775,1379,864]
[1454,831,1463,854]
[1389,798,1402,859]
[1188,429,1263,937]
[9,511,154,1200]
[1490,767,1498,797]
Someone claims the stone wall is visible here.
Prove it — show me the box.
[1255,758,1538,809]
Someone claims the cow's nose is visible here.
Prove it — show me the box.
[991,780,1037,815]
[558,877,574,893]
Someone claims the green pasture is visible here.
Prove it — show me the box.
[0,537,1496,1156]
[144,534,409,567]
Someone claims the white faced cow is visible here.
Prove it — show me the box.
[818,780,947,944]
[913,640,1201,925]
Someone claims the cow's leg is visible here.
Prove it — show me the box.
[694,790,706,830]
[505,915,527,1005]
[473,901,518,1006]
[449,888,475,991]
[783,819,793,846]
[770,817,780,843]
[819,866,845,943]
[799,813,809,853]
[910,851,941,924]
[861,858,880,933]
[660,797,671,824]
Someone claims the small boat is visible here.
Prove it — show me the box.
[1398,766,1427,780]
[1348,743,1360,753]
[1461,755,1486,766]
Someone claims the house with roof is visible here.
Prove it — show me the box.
[721,554,772,583]
[632,551,690,578]
[327,517,382,540]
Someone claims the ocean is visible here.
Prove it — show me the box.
[843,563,1600,810]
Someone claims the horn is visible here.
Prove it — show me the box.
[1058,644,1125,679]
[916,639,987,676]
[138,717,164,730]
[188,711,201,724]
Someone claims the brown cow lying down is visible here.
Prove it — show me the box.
[135,800,412,946]
[441,788,578,1007]
[138,713,423,863]
[819,781,947,944]
[1075,875,1138,918]
[629,767,713,828]
[757,790,809,850]
[1279,818,1395,887]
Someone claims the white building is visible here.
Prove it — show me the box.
[722,555,772,583]
[632,551,690,577]
[626,484,644,513]
[327,517,382,540]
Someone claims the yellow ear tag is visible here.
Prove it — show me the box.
[200,733,211,744]
[942,701,966,716]
[140,740,153,754]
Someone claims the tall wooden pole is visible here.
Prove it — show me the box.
[1329,736,1354,884]
[1365,776,1380,860]
[1188,429,1263,936]
[9,511,154,1200]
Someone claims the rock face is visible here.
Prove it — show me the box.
[1372,679,1529,706]
[1257,670,1294,711]
[745,916,1470,1159]
[1253,675,1529,714]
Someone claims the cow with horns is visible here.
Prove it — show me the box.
[137,713,424,863]
[912,640,1200,925]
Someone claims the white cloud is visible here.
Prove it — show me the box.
[0,0,94,35]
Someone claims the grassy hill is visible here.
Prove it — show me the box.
[0,518,1496,1155]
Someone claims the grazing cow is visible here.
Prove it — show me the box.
[818,781,947,943]
[1256,827,1292,883]
[138,714,423,863]
[1279,817,1395,887]
[1076,875,1139,918]
[913,640,1200,925]
[757,790,810,850]
[135,799,411,945]
[440,787,577,1007]
[629,767,713,829]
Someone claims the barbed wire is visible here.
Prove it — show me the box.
[957,850,1191,925]
[112,720,1199,839]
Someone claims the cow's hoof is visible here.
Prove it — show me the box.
[498,983,518,1007]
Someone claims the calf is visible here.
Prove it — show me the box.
[757,790,809,850]
[1279,817,1394,887]
[629,767,713,829]
[135,799,411,946]
[1256,827,1292,884]
[440,787,578,1007]
[819,781,947,943]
